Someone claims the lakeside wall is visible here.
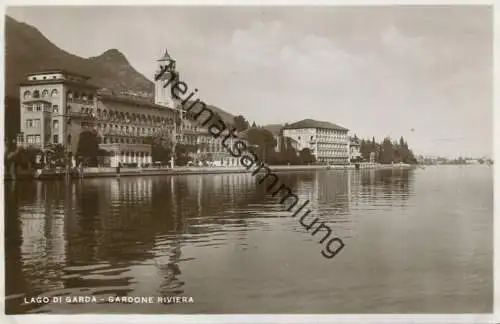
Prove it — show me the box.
[4,163,415,181]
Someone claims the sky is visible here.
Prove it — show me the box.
[6,6,493,158]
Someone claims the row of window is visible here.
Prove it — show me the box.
[25,104,59,113]
[25,119,60,129]
[102,137,148,145]
[67,91,94,101]
[92,108,178,127]
[318,151,349,156]
[101,136,206,146]
[23,89,59,100]
[98,123,161,136]
[25,119,41,128]
[116,151,150,156]
[19,134,70,146]
[317,144,347,149]
[29,75,59,81]
[22,89,97,102]
[316,136,348,140]
[316,129,348,135]
[26,135,41,144]
[296,135,348,142]
[199,145,225,153]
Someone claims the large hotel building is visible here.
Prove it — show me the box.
[283,119,351,165]
[17,49,241,167]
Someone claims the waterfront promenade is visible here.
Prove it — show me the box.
[4,163,415,181]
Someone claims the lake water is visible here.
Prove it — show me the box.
[4,166,493,314]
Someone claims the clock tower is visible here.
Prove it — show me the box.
[154,48,178,108]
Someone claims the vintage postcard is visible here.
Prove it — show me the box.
[2,3,495,324]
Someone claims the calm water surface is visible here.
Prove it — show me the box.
[4,166,493,313]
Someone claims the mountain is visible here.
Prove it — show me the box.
[5,15,153,97]
[183,101,236,126]
[262,124,284,135]
[4,15,236,139]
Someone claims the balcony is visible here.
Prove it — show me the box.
[16,141,42,149]
[68,111,97,121]
[67,98,95,106]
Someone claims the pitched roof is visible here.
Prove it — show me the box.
[283,118,348,131]
[98,94,171,111]
[26,69,91,80]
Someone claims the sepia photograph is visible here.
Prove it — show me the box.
[2,3,494,321]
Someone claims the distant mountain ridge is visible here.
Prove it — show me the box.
[4,15,235,125]
[5,16,152,97]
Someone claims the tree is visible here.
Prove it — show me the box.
[233,115,250,132]
[283,138,299,165]
[13,146,41,170]
[77,130,100,166]
[45,143,67,168]
[198,153,213,166]
[145,136,172,164]
[175,143,196,166]
[359,139,372,161]
[298,148,316,164]
[245,127,277,163]
[379,137,394,164]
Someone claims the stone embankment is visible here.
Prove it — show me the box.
[3,163,415,181]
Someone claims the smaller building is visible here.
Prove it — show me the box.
[349,136,361,162]
[18,69,100,167]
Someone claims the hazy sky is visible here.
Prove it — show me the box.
[7,6,493,158]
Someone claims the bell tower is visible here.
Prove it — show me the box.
[154,48,178,108]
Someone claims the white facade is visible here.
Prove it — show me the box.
[349,137,361,161]
[154,49,177,109]
[283,126,350,165]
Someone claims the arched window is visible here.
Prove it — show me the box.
[23,91,31,100]
[67,91,73,100]
[42,89,49,97]
[33,90,40,98]
[51,89,59,97]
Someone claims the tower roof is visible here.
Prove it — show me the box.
[157,48,174,61]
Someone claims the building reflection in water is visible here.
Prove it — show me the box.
[5,169,415,313]
[354,169,414,205]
